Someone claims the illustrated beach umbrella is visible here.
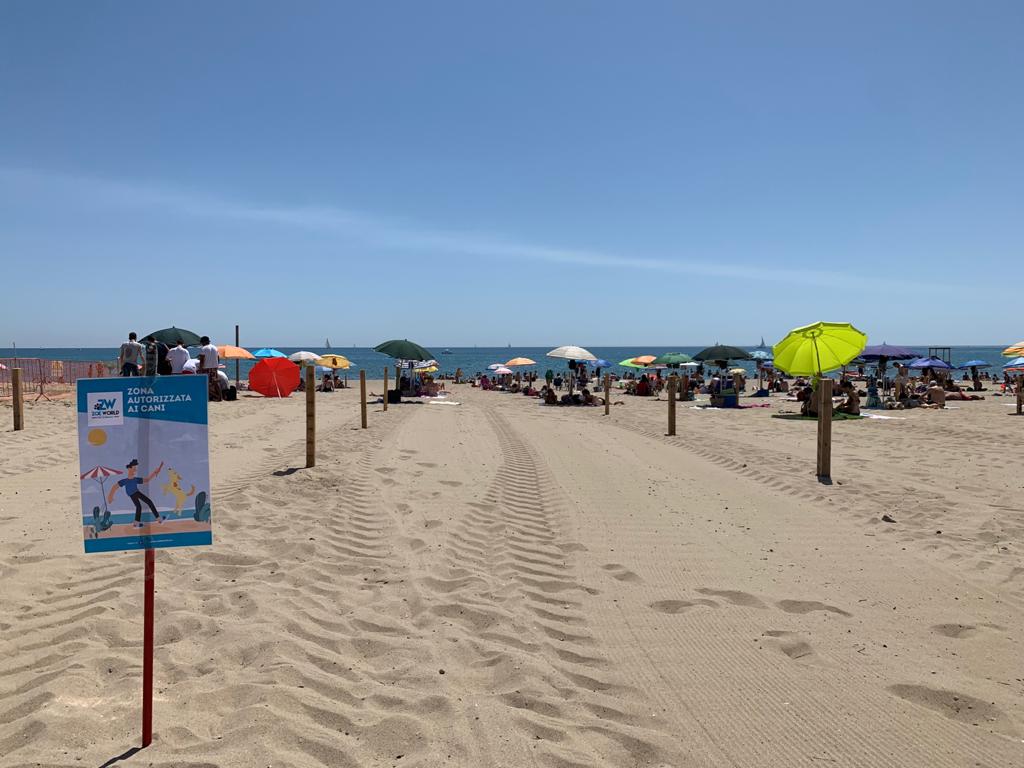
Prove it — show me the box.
[249,358,300,397]
[143,326,202,346]
[316,354,351,369]
[773,322,867,377]
[375,339,435,362]
[288,351,321,363]
[652,352,694,367]
[546,345,597,362]
[80,465,123,514]
[218,345,255,360]
[253,348,287,358]
[505,357,537,366]
[694,345,753,363]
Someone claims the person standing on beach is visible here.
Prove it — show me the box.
[107,459,165,527]
[166,339,189,375]
[118,332,144,377]
[199,336,222,401]
[142,335,169,376]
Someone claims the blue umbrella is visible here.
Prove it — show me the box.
[907,356,952,370]
[590,359,610,368]
[253,348,287,358]
[1002,356,1024,369]
[958,359,990,369]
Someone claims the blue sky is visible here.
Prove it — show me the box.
[2,2,1021,347]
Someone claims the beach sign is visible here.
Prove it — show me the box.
[77,376,213,553]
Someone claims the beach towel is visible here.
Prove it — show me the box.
[771,413,864,421]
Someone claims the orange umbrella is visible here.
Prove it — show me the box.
[249,358,299,397]
[218,344,255,360]
[505,357,536,366]
[631,355,657,366]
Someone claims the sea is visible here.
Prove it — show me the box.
[0,345,1011,381]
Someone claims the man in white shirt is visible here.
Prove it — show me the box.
[199,336,221,401]
[165,340,190,375]
[118,332,144,376]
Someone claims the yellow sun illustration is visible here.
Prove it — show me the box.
[87,428,107,446]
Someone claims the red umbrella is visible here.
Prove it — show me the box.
[249,358,300,397]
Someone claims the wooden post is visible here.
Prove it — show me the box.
[359,370,367,429]
[383,367,388,412]
[816,378,833,479]
[604,374,610,416]
[12,368,24,431]
[305,366,315,468]
[667,378,677,435]
[234,324,240,388]
[681,374,690,402]
[1017,375,1022,416]
[141,548,155,747]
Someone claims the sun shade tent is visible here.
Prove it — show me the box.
[772,322,867,377]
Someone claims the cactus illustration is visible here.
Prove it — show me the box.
[193,491,211,522]
[91,505,113,537]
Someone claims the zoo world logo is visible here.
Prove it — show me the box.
[87,392,124,426]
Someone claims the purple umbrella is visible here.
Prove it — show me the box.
[861,343,917,361]
[907,356,952,370]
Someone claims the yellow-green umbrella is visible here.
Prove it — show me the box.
[316,354,352,369]
[773,322,867,377]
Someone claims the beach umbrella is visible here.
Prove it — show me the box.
[729,367,747,375]
[546,345,597,362]
[631,355,657,366]
[694,345,753,362]
[253,348,287,358]
[1002,342,1024,357]
[958,360,990,369]
[505,357,537,366]
[749,350,772,361]
[589,358,610,368]
[375,339,434,362]
[618,357,646,368]
[493,366,513,375]
[249,358,300,397]
[218,345,255,360]
[143,326,202,346]
[652,352,694,367]
[861,343,917,361]
[773,322,867,376]
[317,354,351,369]
[288,351,321,363]
[80,465,123,515]
[1002,356,1024,369]
[488,363,504,370]
[906,356,952,370]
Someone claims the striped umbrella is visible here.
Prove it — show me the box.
[80,466,123,514]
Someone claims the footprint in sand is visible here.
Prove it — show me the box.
[439,480,463,487]
[761,630,820,663]
[776,599,851,617]
[697,588,766,609]
[602,563,642,582]
[649,599,718,614]
[888,684,1018,737]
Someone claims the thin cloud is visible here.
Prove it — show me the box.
[1,167,945,290]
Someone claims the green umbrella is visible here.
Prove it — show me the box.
[651,352,694,367]
[693,345,752,362]
[144,326,202,346]
[374,339,434,362]
[618,357,647,369]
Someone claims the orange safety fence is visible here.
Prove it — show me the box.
[0,358,115,399]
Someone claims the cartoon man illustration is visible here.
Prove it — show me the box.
[108,458,166,527]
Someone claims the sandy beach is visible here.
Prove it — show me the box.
[1,384,1021,767]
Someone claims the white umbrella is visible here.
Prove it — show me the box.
[493,366,513,375]
[488,363,505,370]
[289,351,321,363]
[546,345,597,362]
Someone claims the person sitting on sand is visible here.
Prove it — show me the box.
[635,375,650,397]
[835,381,861,415]
[544,387,558,405]
[798,384,818,417]
[320,373,335,392]
[925,380,946,408]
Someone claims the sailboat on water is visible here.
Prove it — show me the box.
[325,338,331,350]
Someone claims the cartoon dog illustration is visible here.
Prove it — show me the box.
[161,468,196,516]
